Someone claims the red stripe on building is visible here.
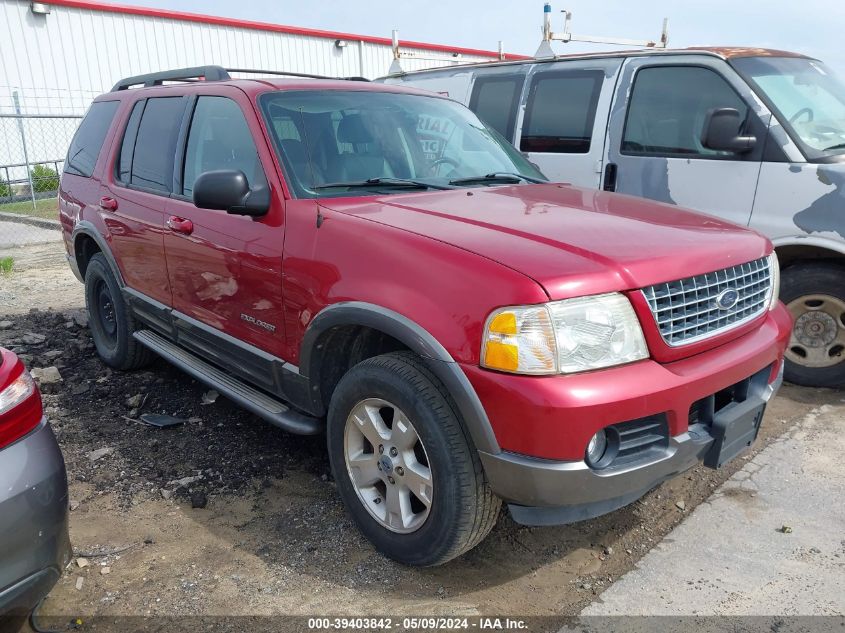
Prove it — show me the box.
[44,0,532,60]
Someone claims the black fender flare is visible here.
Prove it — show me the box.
[300,301,501,455]
[71,221,125,287]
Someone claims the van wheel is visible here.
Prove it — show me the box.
[327,351,500,566]
[84,253,153,371]
[781,262,845,387]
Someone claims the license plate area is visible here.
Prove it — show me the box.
[703,399,765,468]
[690,364,773,469]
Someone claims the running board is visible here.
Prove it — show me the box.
[133,330,322,435]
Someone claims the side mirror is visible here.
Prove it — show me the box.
[192,170,270,217]
[701,108,757,153]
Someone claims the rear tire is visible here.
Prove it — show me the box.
[84,253,154,371]
[781,261,845,387]
[327,351,500,566]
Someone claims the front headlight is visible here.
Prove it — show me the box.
[481,293,648,375]
[767,251,780,310]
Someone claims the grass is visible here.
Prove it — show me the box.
[0,257,13,275]
[0,197,59,220]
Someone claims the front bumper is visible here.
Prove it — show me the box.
[0,420,71,624]
[468,303,791,525]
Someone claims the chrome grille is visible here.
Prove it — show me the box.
[642,257,771,346]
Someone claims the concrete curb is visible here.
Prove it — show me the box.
[0,211,61,231]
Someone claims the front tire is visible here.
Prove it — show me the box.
[84,253,153,371]
[781,261,845,387]
[327,351,500,566]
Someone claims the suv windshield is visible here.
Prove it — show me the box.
[259,90,545,197]
[734,56,845,160]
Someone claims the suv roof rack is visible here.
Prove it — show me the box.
[111,66,368,92]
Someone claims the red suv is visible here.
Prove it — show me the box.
[60,66,791,566]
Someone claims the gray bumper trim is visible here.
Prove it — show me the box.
[481,361,784,526]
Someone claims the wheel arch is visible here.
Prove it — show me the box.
[72,221,124,286]
[300,302,500,454]
[773,235,845,269]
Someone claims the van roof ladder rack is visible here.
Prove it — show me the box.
[111,66,368,91]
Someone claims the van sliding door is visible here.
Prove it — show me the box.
[515,58,622,189]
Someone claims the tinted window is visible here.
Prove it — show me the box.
[64,101,119,177]
[622,66,749,157]
[116,101,144,183]
[183,97,265,196]
[130,97,185,192]
[469,74,524,141]
[520,70,603,153]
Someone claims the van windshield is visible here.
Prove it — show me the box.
[734,56,845,160]
[259,90,545,198]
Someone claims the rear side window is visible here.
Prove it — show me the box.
[520,70,603,154]
[622,66,749,157]
[64,101,119,177]
[182,96,265,197]
[468,74,524,141]
[119,97,185,193]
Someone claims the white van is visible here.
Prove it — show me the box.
[383,47,845,388]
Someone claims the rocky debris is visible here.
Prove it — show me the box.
[126,394,143,408]
[76,557,89,568]
[100,566,111,575]
[779,525,793,534]
[22,332,47,345]
[2,309,311,510]
[201,390,219,405]
[167,475,204,489]
[75,577,84,591]
[88,447,114,462]
[0,320,13,330]
[190,490,208,509]
[675,500,686,511]
[31,365,62,384]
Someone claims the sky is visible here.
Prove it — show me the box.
[112,0,845,76]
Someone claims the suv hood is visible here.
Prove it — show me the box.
[321,184,770,300]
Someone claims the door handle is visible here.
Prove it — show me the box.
[167,216,194,235]
[99,196,119,211]
[603,163,618,192]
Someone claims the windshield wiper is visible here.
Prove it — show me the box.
[449,172,548,186]
[823,142,845,151]
[313,177,454,191]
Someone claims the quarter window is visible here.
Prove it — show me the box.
[622,66,749,157]
[520,70,603,154]
[182,96,265,197]
[468,74,524,141]
[64,101,119,177]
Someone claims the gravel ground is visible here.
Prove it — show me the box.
[0,242,835,627]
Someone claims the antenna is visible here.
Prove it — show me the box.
[535,3,669,58]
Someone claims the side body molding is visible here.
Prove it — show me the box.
[300,302,501,455]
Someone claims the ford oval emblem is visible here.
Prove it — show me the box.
[715,288,739,310]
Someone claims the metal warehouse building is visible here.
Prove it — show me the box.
[0,0,524,200]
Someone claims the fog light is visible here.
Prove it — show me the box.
[585,429,608,466]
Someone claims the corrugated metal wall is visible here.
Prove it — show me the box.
[0,0,495,115]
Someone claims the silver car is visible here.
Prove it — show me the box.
[0,347,71,632]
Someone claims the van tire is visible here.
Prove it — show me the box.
[781,262,845,387]
[327,351,500,566]
[84,253,154,371]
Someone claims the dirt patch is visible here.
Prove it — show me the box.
[0,247,833,622]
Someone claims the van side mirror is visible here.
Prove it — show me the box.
[701,108,757,154]
[193,170,270,217]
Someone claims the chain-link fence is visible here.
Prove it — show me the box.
[0,110,82,252]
